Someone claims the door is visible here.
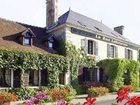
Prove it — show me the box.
[13,69,21,87]
[41,69,48,86]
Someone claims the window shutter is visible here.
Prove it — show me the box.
[85,39,88,54]
[81,39,85,48]
[115,46,118,58]
[94,41,98,56]
[81,39,88,54]
[107,44,110,57]
[131,50,133,59]
[125,48,128,59]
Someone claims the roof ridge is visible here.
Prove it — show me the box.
[0,17,45,29]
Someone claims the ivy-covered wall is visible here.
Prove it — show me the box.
[97,58,140,91]
[0,49,66,87]
[0,42,95,88]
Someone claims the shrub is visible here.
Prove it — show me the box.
[9,87,37,100]
[88,87,109,97]
[123,85,134,92]
[0,92,17,104]
[97,59,140,91]
[73,84,86,95]
[47,85,76,102]
[83,82,105,88]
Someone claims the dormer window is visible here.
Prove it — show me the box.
[48,41,53,48]
[23,37,32,45]
[21,28,36,46]
[47,36,54,49]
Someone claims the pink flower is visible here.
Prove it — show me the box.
[23,99,33,105]
[56,99,68,105]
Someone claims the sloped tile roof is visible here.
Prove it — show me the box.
[0,18,53,53]
[57,10,139,49]
[58,10,130,41]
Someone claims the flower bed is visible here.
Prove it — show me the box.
[0,92,17,105]
[88,87,109,97]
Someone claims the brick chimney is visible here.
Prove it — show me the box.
[114,26,124,35]
[46,0,58,29]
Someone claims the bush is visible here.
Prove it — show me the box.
[83,82,105,88]
[47,85,76,102]
[88,87,109,97]
[9,87,37,100]
[123,85,134,92]
[0,92,17,104]
[73,84,86,95]
[97,58,140,91]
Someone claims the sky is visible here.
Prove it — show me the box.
[0,0,140,44]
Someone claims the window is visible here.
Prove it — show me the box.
[110,45,115,58]
[59,73,65,85]
[0,70,11,87]
[125,49,133,59]
[23,32,32,46]
[107,44,118,58]
[48,41,53,48]
[29,71,39,86]
[88,40,94,54]
[81,39,98,55]
[23,37,31,45]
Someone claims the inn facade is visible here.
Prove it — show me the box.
[0,0,139,88]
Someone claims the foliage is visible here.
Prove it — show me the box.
[47,85,76,102]
[0,41,95,88]
[88,87,109,97]
[72,84,86,95]
[65,42,95,87]
[0,91,17,104]
[0,49,66,87]
[97,58,140,91]
[83,81,105,88]
[8,87,37,100]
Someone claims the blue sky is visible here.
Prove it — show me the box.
[0,0,140,44]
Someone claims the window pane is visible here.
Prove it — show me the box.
[110,45,115,58]
[48,42,53,48]
[24,38,30,45]
[88,40,93,54]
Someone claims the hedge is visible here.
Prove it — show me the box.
[97,58,140,91]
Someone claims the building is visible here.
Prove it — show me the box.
[46,0,139,83]
[47,10,139,61]
[0,0,139,88]
[0,18,58,88]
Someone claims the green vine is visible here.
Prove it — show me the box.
[0,41,95,88]
[0,49,66,88]
[65,42,95,85]
[97,58,140,91]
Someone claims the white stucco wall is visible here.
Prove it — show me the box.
[65,27,138,61]
[132,49,138,61]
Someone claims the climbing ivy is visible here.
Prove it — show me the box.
[0,49,66,87]
[97,58,140,91]
[0,42,95,88]
[65,42,95,85]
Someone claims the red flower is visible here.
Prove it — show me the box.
[124,96,140,105]
[116,87,130,103]
[83,97,96,105]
